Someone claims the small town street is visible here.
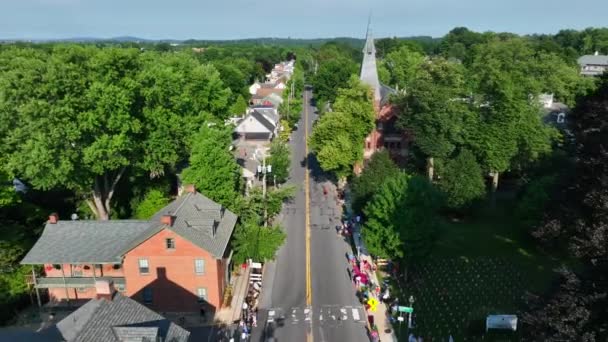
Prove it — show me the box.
[251,88,369,342]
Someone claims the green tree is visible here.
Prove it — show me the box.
[0,47,231,220]
[309,77,375,179]
[468,39,559,190]
[383,45,426,89]
[332,76,376,139]
[312,57,357,104]
[278,119,292,143]
[362,173,442,262]
[267,141,291,184]
[438,149,486,208]
[397,57,473,180]
[231,219,286,265]
[0,170,17,207]
[309,112,359,178]
[181,127,241,210]
[351,151,400,214]
[229,95,248,116]
[133,189,170,219]
[238,186,296,225]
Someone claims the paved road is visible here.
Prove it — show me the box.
[251,88,368,342]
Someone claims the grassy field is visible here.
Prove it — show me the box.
[390,199,565,341]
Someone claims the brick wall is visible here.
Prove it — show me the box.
[123,228,225,313]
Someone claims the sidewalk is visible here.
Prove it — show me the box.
[344,189,397,342]
[215,265,251,324]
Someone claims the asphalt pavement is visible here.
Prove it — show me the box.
[250,88,368,342]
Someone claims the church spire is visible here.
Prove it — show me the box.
[360,17,381,103]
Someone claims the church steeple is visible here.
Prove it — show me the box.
[360,18,381,103]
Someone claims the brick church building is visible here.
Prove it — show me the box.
[359,24,410,164]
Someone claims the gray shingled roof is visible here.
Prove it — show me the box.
[150,192,238,258]
[578,54,608,66]
[255,107,280,124]
[380,83,396,106]
[21,221,152,264]
[55,292,190,342]
[251,110,277,133]
[21,192,237,265]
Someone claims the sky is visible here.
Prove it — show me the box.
[1,0,606,40]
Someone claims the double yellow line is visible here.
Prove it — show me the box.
[303,89,313,342]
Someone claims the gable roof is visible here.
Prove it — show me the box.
[255,107,279,124]
[149,192,238,258]
[22,192,238,265]
[21,221,152,264]
[578,54,608,66]
[249,110,276,134]
[55,292,190,342]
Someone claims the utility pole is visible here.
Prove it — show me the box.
[262,154,267,227]
[259,152,272,227]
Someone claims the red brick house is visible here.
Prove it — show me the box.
[359,24,410,164]
[21,186,237,314]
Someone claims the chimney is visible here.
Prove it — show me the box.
[95,279,116,300]
[161,215,175,226]
[48,213,59,224]
[184,184,196,193]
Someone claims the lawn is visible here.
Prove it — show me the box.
[390,199,566,341]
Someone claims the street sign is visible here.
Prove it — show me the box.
[398,306,413,313]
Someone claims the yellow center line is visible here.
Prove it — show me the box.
[304,89,313,342]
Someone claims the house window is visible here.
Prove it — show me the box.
[138,259,149,275]
[143,287,153,304]
[166,238,175,250]
[196,288,208,303]
[195,259,205,275]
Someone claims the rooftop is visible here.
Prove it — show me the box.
[578,54,608,66]
[54,292,190,342]
[21,221,152,264]
[22,190,237,264]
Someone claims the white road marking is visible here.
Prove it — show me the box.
[352,308,360,321]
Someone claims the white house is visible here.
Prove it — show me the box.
[234,108,280,141]
[578,52,608,76]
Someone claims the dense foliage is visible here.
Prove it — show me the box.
[520,76,608,340]
[309,76,375,178]
[350,151,400,214]
[0,46,231,220]
[181,126,241,211]
[267,140,291,184]
[362,172,442,263]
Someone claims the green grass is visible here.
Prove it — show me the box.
[390,199,567,341]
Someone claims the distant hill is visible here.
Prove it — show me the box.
[1,36,440,47]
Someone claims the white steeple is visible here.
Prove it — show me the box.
[360,18,381,103]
